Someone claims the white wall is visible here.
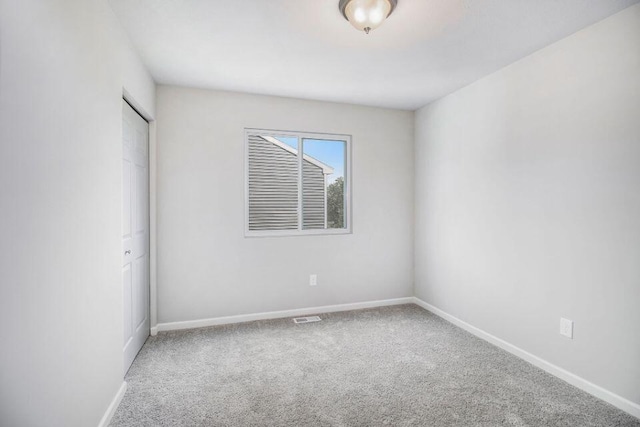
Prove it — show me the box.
[0,1,155,426]
[415,4,640,408]
[156,86,413,323]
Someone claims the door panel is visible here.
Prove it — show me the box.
[123,161,132,238]
[133,255,146,328]
[123,264,132,346]
[122,100,150,375]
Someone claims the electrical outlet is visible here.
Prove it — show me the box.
[309,274,317,286]
[560,318,573,339]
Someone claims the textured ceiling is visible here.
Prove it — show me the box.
[109,0,639,110]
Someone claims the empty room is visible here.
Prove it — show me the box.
[1,0,639,426]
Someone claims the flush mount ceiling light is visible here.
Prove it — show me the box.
[339,0,398,34]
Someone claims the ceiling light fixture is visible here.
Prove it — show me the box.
[339,0,398,34]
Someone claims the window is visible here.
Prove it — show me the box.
[245,129,351,237]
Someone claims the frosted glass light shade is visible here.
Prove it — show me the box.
[340,0,397,34]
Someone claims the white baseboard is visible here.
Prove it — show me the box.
[97,381,127,427]
[155,297,414,333]
[150,326,158,336]
[411,297,640,420]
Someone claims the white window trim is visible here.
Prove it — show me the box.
[244,128,352,238]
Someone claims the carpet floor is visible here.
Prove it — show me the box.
[110,304,639,426]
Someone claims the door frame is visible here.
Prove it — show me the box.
[122,88,158,337]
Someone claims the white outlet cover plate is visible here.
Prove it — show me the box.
[560,318,574,339]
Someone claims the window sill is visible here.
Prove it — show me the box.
[244,228,352,238]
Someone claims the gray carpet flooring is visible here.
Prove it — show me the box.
[110,304,640,426]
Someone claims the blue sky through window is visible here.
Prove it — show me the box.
[278,136,298,150]
[276,137,345,184]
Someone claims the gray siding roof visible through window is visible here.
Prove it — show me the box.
[302,159,326,229]
[248,135,298,230]
[247,135,333,231]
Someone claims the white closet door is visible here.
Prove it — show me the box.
[122,100,150,375]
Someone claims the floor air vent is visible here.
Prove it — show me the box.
[293,316,321,324]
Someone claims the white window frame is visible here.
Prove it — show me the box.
[244,128,352,238]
